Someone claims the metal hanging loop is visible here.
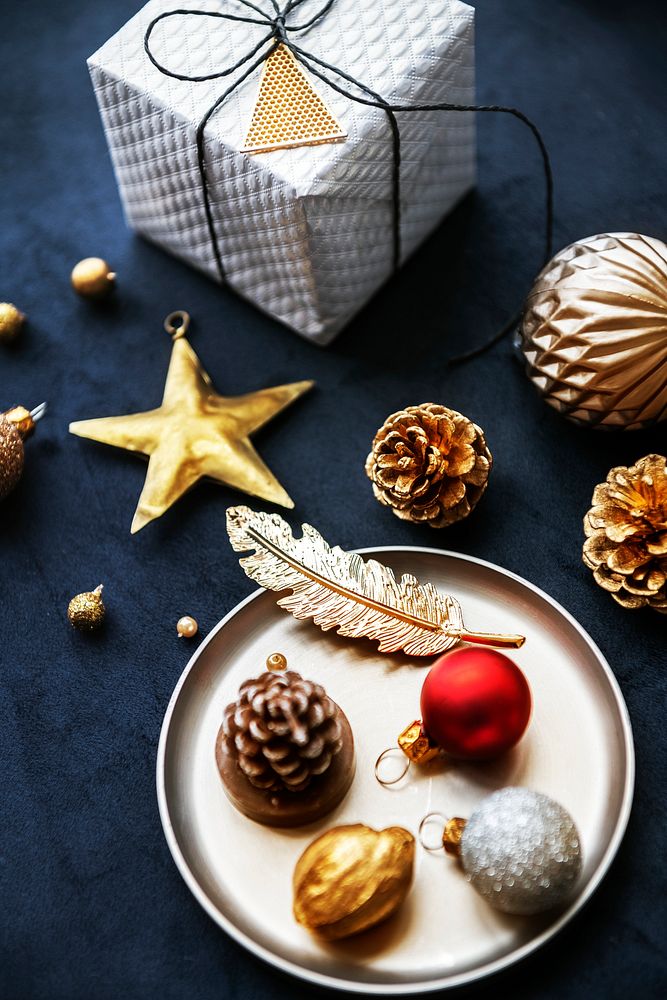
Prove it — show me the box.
[164,310,191,340]
[418,812,448,852]
[374,746,411,786]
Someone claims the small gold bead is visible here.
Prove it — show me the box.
[176,615,198,638]
[71,258,116,298]
[0,302,26,343]
[266,651,288,671]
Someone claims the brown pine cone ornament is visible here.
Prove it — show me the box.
[366,403,492,527]
[216,668,355,826]
[223,670,342,792]
[583,454,667,613]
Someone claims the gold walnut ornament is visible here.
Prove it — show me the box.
[583,454,667,613]
[366,403,492,527]
[293,824,415,940]
[69,312,313,533]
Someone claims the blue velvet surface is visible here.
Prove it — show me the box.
[1,1,666,997]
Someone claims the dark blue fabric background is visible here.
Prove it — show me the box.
[1,1,665,997]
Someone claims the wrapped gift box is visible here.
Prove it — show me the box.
[89,0,476,344]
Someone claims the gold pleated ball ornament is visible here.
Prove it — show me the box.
[0,302,26,343]
[68,585,106,631]
[520,233,667,430]
[71,258,116,299]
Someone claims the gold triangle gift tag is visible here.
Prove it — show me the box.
[241,43,346,154]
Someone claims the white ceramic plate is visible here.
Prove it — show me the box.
[157,547,634,993]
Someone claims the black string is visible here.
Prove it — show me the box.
[293,44,553,277]
[196,44,280,282]
[144,1,554,357]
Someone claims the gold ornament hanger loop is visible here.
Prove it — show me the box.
[3,402,47,439]
[374,746,411,786]
[375,720,440,788]
[418,812,449,852]
[164,310,191,341]
[418,813,467,856]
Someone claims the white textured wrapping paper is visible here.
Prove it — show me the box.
[89,0,476,343]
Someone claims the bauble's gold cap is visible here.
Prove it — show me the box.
[397,720,439,765]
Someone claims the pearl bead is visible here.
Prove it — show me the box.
[176,615,198,638]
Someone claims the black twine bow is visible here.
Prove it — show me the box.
[145,0,554,359]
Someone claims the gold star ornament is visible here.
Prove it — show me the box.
[69,312,313,533]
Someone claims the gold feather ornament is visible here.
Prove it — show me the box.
[226,506,525,656]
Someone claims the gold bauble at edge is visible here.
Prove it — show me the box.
[0,416,25,500]
[0,302,26,343]
[0,404,44,501]
[293,824,415,940]
[520,233,667,430]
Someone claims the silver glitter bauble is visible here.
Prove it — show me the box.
[460,788,582,915]
[520,233,667,430]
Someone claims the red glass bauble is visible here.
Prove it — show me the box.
[420,648,531,760]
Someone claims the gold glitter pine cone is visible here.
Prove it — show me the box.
[583,454,667,613]
[222,670,344,793]
[365,403,492,528]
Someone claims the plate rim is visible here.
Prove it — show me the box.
[156,545,635,995]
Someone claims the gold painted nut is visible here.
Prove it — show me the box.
[293,824,415,940]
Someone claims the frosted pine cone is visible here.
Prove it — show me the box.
[583,454,667,613]
[222,671,343,793]
[365,403,492,527]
